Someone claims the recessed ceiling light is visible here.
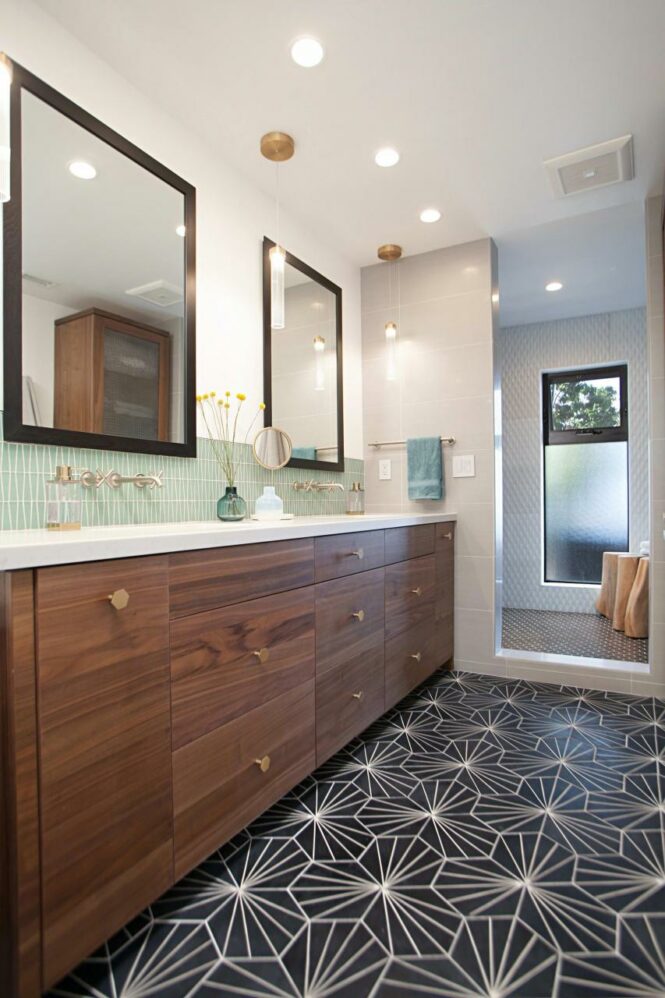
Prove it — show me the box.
[374,147,400,168]
[290,37,324,67]
[545,280,563,292]
[491,292,499,304]
[420,207,441,223]
[175,224,186,237]
[68,160,96,180]
[583,168,597,179]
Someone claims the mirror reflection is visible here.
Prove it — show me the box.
[20,89,188,443]
[266,244,343,468]
[253,426,292,469]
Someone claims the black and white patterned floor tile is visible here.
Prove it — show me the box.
[49,668,665,998]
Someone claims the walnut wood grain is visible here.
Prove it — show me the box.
[315,568,385,676]
[0,571,41,998]
[385,618,440,709]
[171,587,315,749]
[384,523,436,565]
[173,681,315,878]
[435,522,455,667]
[385,555,436,639]
[314,530,385,582]
[170,539,315,617]
[36,557,173,988]
[316,647,384,765]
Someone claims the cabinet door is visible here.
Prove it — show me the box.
[36,556,172,988]
[435,523,455,666]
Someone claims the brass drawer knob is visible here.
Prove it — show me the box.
[410,652,422,663]
[411,586,422,597]
[108,588,130,610]
[254,755,271,773]
[442,530,453,541]
[352,690,364,700]
[253,647,270,664]
[351,609,365,622]
[350,547,364,560]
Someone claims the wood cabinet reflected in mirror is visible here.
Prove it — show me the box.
[262,237,344,471]
[2,57,196,457]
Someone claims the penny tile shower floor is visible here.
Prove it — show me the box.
[502,607,649,664]
[50,669,665,997]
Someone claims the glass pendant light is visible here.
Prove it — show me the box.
[385,321,398,382]
[313,335,326,390]
[260,131,295,330]
[0,58,12,203]
[378,245,403,382]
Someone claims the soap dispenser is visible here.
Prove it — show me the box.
[254,485,284,521]
[45,465,82,530]
[346,481,365,515]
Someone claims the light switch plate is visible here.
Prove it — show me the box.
[452,454,475,478]
[378,459,392,481]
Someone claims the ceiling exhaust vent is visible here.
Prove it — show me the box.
[544,134,634,197]
[125,279,183,307]
[22,272,57,288]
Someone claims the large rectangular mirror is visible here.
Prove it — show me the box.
[263,237,344,471]
[2,58,196,456]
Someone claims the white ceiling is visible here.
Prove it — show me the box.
[497,201,647,327]
[33,0,665,268]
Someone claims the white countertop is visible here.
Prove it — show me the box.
[0,513,457,570]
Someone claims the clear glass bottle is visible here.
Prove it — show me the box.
[346,481,365,515]
[254,485,284,520]
[45,465,82,530]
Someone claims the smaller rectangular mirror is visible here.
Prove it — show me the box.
[263,238,344,471]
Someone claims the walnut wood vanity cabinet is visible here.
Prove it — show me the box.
[0,521,454,995]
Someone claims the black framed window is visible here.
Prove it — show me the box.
[542,365,629,585]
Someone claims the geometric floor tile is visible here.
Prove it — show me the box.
[47,668,665,998]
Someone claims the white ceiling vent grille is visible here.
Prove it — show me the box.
[544,135,634,197]
[125,279,183,307]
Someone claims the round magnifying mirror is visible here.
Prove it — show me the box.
[253,426,293,470]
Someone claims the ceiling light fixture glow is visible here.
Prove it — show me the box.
[68,160,97,180]
[545,281,563,292]
[374,147,400,168]
[290,37,324,67]
[175,224,186,237]
[420,207,441,224]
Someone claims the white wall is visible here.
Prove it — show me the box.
[21,293,75,425]
[0,0,363,457]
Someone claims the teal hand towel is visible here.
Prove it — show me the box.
[407,437,443,500]
[292,446,317,460]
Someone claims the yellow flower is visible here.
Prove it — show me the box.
[210,391,216,397]
[224,402,231,409]
[225,390,231,397]
[202,393,209,400]
[236,393,246,401]
[196,394,202,402]
[217,399,223,406]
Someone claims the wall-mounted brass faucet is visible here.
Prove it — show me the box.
[292,480,345,493]
[77,469,164,490]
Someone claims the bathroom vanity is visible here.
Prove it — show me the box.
[0,513,455,995]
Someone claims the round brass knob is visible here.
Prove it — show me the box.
[410,652,422,663]
[254,755,271,773]
[352,690,364,700]
[351,548,364,560]
[411,586,422,597]
[253,647,270,664]
[108,588,130,610]
[351,610,365,622]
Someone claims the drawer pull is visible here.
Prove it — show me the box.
[352,690,364,700]
[411,586,423,597]
[252,647,270,664]
[254,755,271,773]
[442,530,453,541]
[410,652,422,663]
[350,547,364,560]
[108,588,130,610]
[351,609,365,622]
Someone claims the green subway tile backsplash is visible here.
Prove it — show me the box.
[0,414,363,530]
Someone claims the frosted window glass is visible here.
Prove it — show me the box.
[544,442,628,584]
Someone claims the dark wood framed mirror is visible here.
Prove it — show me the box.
[2,56,197,457]
[262,237,344,471]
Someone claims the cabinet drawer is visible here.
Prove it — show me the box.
[36,556,173,988]
[316,649,384,765]
[384,524,436,565]
[173,681,315,878]
[314,530,384,582]
[385,555,436,639]
[169,538,315,617]
[315,568,384,675]
[171,587,315,749]
[385,619,440,708]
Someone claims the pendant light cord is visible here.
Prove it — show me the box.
[275,161,280,246]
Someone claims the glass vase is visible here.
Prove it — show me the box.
[217,485,247,522]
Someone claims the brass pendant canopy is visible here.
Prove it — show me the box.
[260,131,295,162]
[377,244,402,261]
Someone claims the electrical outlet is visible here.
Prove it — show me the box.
[452,454,475,478]
[378,459,392,481]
